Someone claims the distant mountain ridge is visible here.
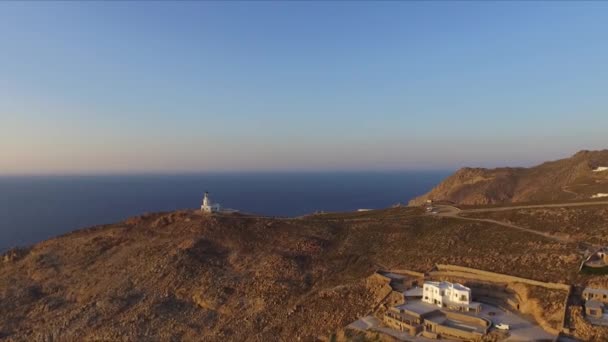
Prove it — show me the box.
[409,150,608,206]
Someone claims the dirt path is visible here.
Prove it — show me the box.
[561,185,580,200]
[460,216,570,242]
[432,205,572,243]
[460,200,608,214]
[431,200,608,244]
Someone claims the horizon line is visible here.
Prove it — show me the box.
[0,168,457,177]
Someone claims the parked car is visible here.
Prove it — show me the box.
[495,323,510,330]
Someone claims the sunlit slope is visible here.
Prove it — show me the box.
[410,150,608,206]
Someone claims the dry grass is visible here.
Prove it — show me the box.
[410,150,608,206]
[462,205,608,245]
[0,208,588,340]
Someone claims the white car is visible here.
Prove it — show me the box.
[495,323,510,330]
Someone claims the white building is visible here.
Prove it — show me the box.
[422,281,480,312]
[593,166,608,172]
[201,192,221,213]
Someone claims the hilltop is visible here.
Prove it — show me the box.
[409,150,608,206]
[0,205,597,341]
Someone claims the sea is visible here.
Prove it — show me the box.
[0,171,449,252]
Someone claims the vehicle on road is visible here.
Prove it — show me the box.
[495,323,510,330]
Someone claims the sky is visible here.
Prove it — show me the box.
[1,1,607,175]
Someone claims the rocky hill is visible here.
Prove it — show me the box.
[0,206,590,341]
[409,150,608,206]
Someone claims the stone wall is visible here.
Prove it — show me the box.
[384,269,425,278]
[443,311,491,330]
[419,264,568,335]
[433,264,570,291]
[383,265,569,336]
[382,315,421,336]
[426,314,486,342]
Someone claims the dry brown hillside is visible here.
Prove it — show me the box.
[409,149,608,206]
[0,205,598,341]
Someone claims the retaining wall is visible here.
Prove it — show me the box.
[433,264,570,291]
[444,311,491,330]
[384,269,425,278]
[426,315,485,342]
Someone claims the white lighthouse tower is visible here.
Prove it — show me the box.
[201,192,220,213]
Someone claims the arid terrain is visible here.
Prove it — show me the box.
[410,150,608,206]
[3,151,608,341]
[1,201,607,341]
[461,205,608,246]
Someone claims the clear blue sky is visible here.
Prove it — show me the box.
[1,1,607,174]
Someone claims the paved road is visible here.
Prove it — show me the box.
[217,200,608,244]
[430,200,608,243]
[475,303,556,342]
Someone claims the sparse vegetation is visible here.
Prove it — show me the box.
[410,150,608,206]
[0,203,599,340]
[462,205,608,245]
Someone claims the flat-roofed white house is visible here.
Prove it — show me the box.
[422,281,481,312]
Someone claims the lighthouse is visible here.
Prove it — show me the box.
[201,192,221,213]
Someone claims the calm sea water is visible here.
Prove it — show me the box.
[0,172,449,251]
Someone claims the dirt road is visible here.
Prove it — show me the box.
[461,200,608,213]
[432,200,608,243]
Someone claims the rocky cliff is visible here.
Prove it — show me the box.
[409,150,608,206]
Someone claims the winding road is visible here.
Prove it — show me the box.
[432,200,608,244]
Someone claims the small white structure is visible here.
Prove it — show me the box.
[422,281,480,312]
[592,193,608,199]
[201,192,221,213]
[593,166,608,172]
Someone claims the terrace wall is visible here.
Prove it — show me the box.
[432,264,570,291]
[443,311,491,331]
[425,318,484,342]
[383,314,422,336]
